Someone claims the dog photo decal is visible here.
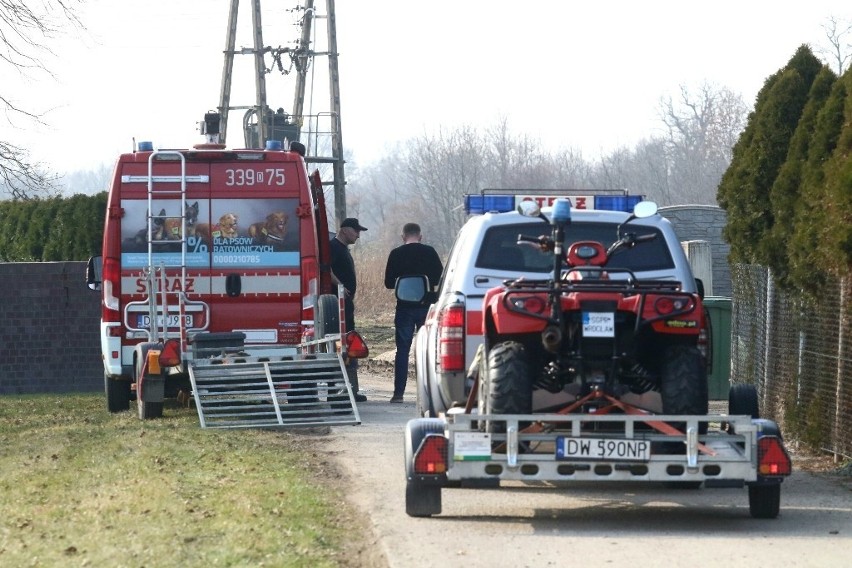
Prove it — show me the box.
[208,199,299,268]
[119,200,210,268]
[119,198,299,268]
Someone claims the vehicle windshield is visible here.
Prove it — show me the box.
[476,222,674,273]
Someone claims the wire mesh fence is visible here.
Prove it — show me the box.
[731,265,852,459]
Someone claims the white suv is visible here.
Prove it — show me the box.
[413,196,702,417]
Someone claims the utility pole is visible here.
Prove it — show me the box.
[216,0,347,224]
[326,0,346,224]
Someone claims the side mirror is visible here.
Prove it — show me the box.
[616,201,659,239]
[86,256,102,291]
[395,275,428,303]
[633,201,658,219]
[517,200,541,217]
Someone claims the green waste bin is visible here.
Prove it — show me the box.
[704,296,732,400]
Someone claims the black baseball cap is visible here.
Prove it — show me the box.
[340,218,368,231]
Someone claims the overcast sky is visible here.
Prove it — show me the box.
[1,0,849,177]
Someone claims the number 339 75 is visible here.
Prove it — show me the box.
[225,168,286,186]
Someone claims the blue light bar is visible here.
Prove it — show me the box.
[463,193,644,215]
[594,195,644,212]
[464,195,515,215]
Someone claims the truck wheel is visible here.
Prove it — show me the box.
[661,345,708,433]
[749,483,781,518]
[486,342,532,433]
[405,419,445,517]
[416,373,435,418]
[105,372,131,412]
[135,344,163,420]
[315,294,340,345]
[729,383,759,418]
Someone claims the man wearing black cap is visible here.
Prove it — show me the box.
[330,217,368,402]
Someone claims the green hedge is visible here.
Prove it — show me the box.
[718,45,852,293]
[0,192,106,261]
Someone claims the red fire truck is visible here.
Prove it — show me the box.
[86,114,365,428]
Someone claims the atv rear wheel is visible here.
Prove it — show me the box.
[485,342,532,433]
[661,345,708,432]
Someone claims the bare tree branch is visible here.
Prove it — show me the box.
[817,15,852,75]
[657,83,748,204]
[0,139,60,199]
[1,0,82,199]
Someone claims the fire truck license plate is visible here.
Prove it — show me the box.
[136,314,193,329]
[556,437,650,461]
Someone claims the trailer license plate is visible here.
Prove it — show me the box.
[556,437,650,461]
[136,314,193,329]
[583,312,614,337]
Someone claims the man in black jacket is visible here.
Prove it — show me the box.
[330,217,368,402]
[384,223,444,403]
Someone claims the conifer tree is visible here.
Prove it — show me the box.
[718,45,824,264]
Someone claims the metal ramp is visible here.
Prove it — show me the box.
[188,352,360,429]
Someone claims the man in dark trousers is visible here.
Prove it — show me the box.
[384,223,444,403]
[330,217,368,402]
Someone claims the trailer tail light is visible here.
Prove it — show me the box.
[345,331,369,359]
[438,304,465,372]
[757,436,792,476]
[414,434,448,475]
[159,339,182,367]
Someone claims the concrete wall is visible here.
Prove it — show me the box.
[0,262,103,394]
[659,205,731,298]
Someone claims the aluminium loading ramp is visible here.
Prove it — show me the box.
[188,351,360,429]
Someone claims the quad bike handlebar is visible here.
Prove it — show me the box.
[513,198,661,287]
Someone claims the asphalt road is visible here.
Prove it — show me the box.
[325,364,852,568]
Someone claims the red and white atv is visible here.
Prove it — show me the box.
[477,199,708,422]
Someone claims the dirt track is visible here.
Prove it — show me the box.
[324,337,852,568]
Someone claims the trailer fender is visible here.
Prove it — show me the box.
[135,342,165,403]
[405,418,447,483]
[748,418,792,486]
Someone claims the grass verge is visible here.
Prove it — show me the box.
[0,393,375,567]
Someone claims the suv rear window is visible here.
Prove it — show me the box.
[476,222,675,273]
